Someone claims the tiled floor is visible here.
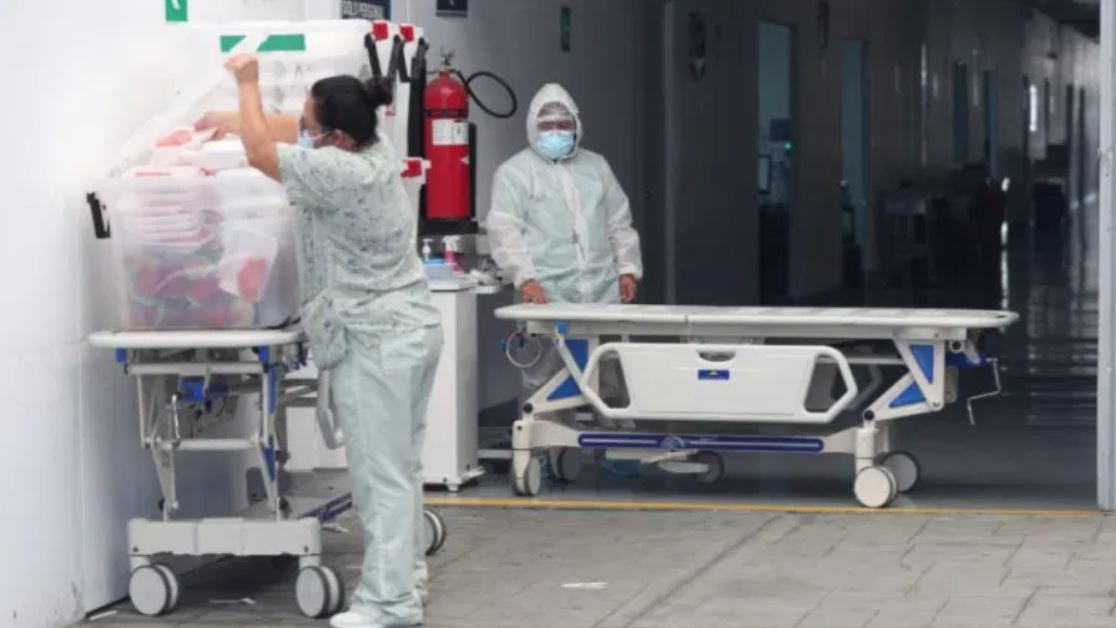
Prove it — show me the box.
[87,507,1116,628]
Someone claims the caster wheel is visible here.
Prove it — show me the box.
[423,509,448,556]
[129,565,174,617]
[549,448,582,483]
[879,451,921,493]
[152,564,180,612]
[693,451,725,484]
[320,566,344,615]
[296,565,341,618]
[854,466,898,509]
[279,497,291,513]
[513,457,543,497]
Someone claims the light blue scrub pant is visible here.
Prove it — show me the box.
[331,323,443,625]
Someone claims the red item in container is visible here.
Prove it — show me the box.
[185,277,221,304]
[133,259,161,298]
[156,129,195,148]
[237,258,269,303]
[199,305,230,327]
[160,272,187,299]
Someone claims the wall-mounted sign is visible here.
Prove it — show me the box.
[341,0,390,21]
[817,0,830,50]
[437,0,468,18]
[689,11,707,81]
[561,6,572,52]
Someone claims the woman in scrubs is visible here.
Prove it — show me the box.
[198,54,442,628]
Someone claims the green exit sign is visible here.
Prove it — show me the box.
[165,0,188,23]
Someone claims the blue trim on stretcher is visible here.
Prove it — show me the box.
[257,346,271,363]
[548,339,589,401]
[178,378,229,404]
[264,445,277,481]
[890,344,935,408]
[577,433,825,454]
[267,366,279,416]
[947,352,986,368]
[115,348,128,364]
[699,369,731,381]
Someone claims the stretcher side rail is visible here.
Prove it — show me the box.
[575,341,859,424]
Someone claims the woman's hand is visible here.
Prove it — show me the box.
[619,274,638,304]
[225,54,260,85]
[521,280,547,305]
[194,112,238,140]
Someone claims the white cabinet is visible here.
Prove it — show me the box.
[284,278,484,492]
[423,279,484,490]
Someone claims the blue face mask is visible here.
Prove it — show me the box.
[536,130,575,161]
[297,130,318,150]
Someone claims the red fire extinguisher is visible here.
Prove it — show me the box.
[423,68,471,222]
[419,53,517,232]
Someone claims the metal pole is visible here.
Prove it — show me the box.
[663,0,678,304]
[1098,0,1115,511]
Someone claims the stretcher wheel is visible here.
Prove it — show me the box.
[879,451,921,493]
[513,457,543,497]
[129,564,176,616]
[694,451,725,484]
[320,565,344,615]
[296,565,340,618]
[153,564,180,611]
[549,448,582,483]
[853,466,897,509]
[423,509,448,556]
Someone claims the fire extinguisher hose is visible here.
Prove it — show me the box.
[451,69,518,119]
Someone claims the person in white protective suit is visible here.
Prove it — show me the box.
[201,55,442,628]
[486,83,643,405]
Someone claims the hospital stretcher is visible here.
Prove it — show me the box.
[89,328,448,618]
[495,304,1019,508]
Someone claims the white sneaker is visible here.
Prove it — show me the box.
[330,611,378,628]
[329,609,422,628]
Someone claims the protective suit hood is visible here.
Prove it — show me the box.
[526,83,582,161]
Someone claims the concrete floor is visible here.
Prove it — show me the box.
[87,507,1116,628]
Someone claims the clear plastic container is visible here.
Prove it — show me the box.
[101,168,298,331]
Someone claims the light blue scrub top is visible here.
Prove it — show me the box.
[277,138,439,368]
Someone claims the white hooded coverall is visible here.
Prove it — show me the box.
[485,83,643,400]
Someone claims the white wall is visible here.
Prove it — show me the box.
[391,0,647,226]
[0,3,318,627]
[0,3,645,624]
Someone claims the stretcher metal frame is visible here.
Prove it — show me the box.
[495,304,1019,508]
[89,327,447,618]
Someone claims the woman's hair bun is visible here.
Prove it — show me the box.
[364,78,394,108]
